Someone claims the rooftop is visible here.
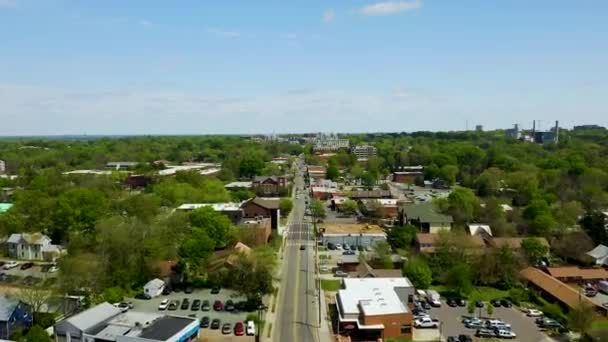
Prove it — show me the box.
[467,224,493,236]
[321,223,384,235]
[0,203,13,214]
[338,278,412,317]
[546,266,608,280]
[176,202,242,211]
[225,181,252,188]
[401,202,454,224]
[138,316,195,340]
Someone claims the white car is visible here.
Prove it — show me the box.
[335,244,342,250]
[158,299,169,310]
[246,320,256,336]
[3,261,18,270]
[48,265,59,273]
[526,309,543,317]
[414,317,439,329]
[496,329,517,339]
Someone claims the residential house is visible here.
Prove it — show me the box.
[241,198,280,230]
[400,203,453,233]
[467,224,492,238]
[176,203,243,224]
[143,278,165,298]
[0,296,32,339]
[124,174,151,189]
[586,244,608,266]
[251,176,287,195]
[53,302,200,342]
[336,277,415,340]
[7,233,62,261]
[352,261,402,278]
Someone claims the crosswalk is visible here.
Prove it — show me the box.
[286,223,314,244]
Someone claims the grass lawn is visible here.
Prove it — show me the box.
[321,279,341,292]
[385,338,412,342]
[430,285,508,301]
[592,319,608,331]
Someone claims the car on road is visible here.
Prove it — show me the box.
[180,298,190,310]
[496,329,517,339]
[200,316,210,328]
[211,319,221,330]
[211,286,221,294]
[191,299,201,311]
[20,262,34,270]
[246,320,256,336]
[475,328,496,338]
[342,250,355,255]
[134,293,151,300]
[3,261,19,270]
[222,323,232,335]
[527,309,544,317]
[225,299,235,312]
[168,300,178,310]
[213,300,223,311]
[334,270,348,277]
[234,322,244,336]
[414,317,438,329]
[158,299,169,310]
[201,300,210,311]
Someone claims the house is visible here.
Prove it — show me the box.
[312,186,339,200]
[224,181,253,190]
[54,302,200,342]
[392,166,424,184]
[360,199,399,218]
[352,261,403,278]
[124,174,151,189]
[106,161,138,170]
[467,224,492,237]
[350,190,392,199]
[176,203,243,224]
[7,233,63,261]
[207,242,253,273]
[415,233,486,254]
[251,176,287,195]
[241,198,280,230]
[587,244,608,265]
[0,296,32,339]
[336,278,415,340]
[144,278,165,298]
[320,223,387,248]
[307,165,327,179]
[400,203,453,233]
[545,266,608,284]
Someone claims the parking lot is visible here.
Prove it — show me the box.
[0,261,58,288]
[431,299,547,342]
[128,288,255,340]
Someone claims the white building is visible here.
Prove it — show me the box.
[351,145,377,161]
[143,278,165,298]
[7,233,63,261]
[467,224,492,237]
[0,160,5,174]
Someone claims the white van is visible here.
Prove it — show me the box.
[246,320,255,336]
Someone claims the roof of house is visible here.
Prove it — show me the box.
[144,278,165,289]
[520,267,602,311]
[63,302,122,331]
[338,278,412,317]
[467,224,493,237]
[353,261,402,278]
[491,237,549,249]
[253,175,283,183]
[546,266,608,280]
[361,199,398,207]
[401,203,453,224]
[350,190,391,199]
[7,232,51,245]
[587,244,608,261]
[416,233,485,248]
[0,203,13,213]
[248,197,280,210]
[138,316,195,340]
[176,202,243,211]
[0,296,20,321]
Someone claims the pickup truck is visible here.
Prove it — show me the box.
[414,317,439,329]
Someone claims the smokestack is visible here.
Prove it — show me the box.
[555,120,559,143]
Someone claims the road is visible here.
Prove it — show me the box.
[274,159,319,342]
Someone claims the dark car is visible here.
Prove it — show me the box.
[458,334,473,342]
[342,250,355,255]
[457,298,466,307]
[475,328,496,338]
[201,300,211,311]
[191,299,201,311]
[235,301,247,312]
[134,293,151,300]
[184,287,193,294]
[200,316,210,328]
[181,299,190,310]
[475,301,484,308]
[168,300,179,310]
[225,299,235,312]
[327,243,336,250]
[300,245,306,250]
[421,301,431,310]
[213,300,223,311]
[162,287,172,295]
[501,299,513,308]
[20,262,34,270]
[490,299,502,307]
[447,298,457,307]
[211,286,221,294]
[222,323,232,335]
[211,318,221,330]
[447,337,458,342]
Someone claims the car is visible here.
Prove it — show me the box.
[246,320,256,336]
[200,316,210,328]
[458,335,473,342]
[490,299,502,307]
[412,307,426,316]
[168,300,178,310]
[191,299,201,311]
[495,329,517,339]
[585,287,598,297]
[211,319,221,330]
[526,309,544,317]
[334,270,348,277]
[180,298,190,310]
[158,299,169,310]
[485,319,511,330]
[462,316,480,324]
[447,337,459,342]
[3,261,19,270]
[162,287,172,295]
[222,323,232,335]
[537,318,562,329]
[447,298,457,307]
[327,243,336,250]
[342,250,355,255]
[300,245,306,250]
[421,301,431,310]
[201,300,210,311]
[234,322,245,336]
[335,243,342,250]
[500,299,512,308]
[475,300,484,308]
[343,244,350,251]
[414,317,438,329]
[134,293,151,300]
[47,264,59,273]
[475,328,496,338]
[211,286,221,294]
[235,301,247,312]
[465,321,484,329]
[20,262,34,270]
[457,298,466,307]
[114,302,130,312]
[184,287,193,294]
[225,299,235,312]
[213,300,223,311]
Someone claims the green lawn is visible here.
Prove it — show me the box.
[321,279,341,292]
[386,338,412,342]
[592,319,608,331]
[430,285,508,301]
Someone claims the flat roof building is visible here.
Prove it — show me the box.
[320,223,386,248]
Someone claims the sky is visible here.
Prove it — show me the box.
[1,0,607,135]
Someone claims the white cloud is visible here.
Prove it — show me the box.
[0,0,17,8]
[139,19,152,28]
[322,9,335,23]
[360,0,422,16]
[206,28,241,38]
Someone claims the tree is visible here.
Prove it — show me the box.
[474,168,503,197]
[230,188,255,202]
[568,302,596,336]
[372,241,393,269]
[474,245,523,288]
[552,231,595,263]
[439,165,458,186]
[444,263,473,297]
[19,325,53,342]
[310,200,326,218]
[444,187,480,223]
[553,201,584,231]
[581,212,608,245]
[189,207,233,247]
[178,227,216,279]
[388,224,417,249]
[361,171,376,187]
[486,303,494,317]
[52,188,109,238]
[403,257,432,289]
[279,198,293,217]
[239,154,265,178]
[531,214,556,236]
[521,238,549,263]
[16,286,52,323]
[467,298,477,315]
[117,193,161,223]
[339,199,358,216]
[228,253,275,305]
[326,159,339,181]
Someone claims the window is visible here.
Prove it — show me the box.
[400,324,411,334]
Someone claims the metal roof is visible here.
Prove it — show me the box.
[64,302,122,331]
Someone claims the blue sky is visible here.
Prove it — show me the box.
[1,0,607,135]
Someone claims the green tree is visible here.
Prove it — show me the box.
[311,200,326,218]
[474,167,503,196]
[279,198,293,217]
[178,228,216,279]
[372,241,393,269]
[189,207,233,247]
[228,253,275,305]
[444,187,480,223]
[554,201,584,231]
[467,297,477,315]
[52,188,109,236]
[568,302,596,335]
[339,199,359,216]
[326,159,339,181]
[403,257,432,289]
[439,165,458,186]
[239,154,265,178]
[521,238,549,263]
[581,212,608,245]
[444,263,474,297]
[19,325,53,342]
[230,188,255,202]
[388,224,417,249]
[531,214,556,236]
[486,303,494,317]
[117,193,161,223]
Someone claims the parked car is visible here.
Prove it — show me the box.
[447,337,459,342]
[47,264,59,273]
[168,300,179,310]
[191,299,201,311]
[234,322,245,336]
[342,250,355,255]
[213,300,223,311]
[475,328,496,338]
[135,293,151,300]
[526,309,544,317]
[335,243,342,250]
[225,299,235,312]
[211,286,221,294]
[162,287,172,295]
[114,302,131,312]
[585,286,598,297]
[456,298,466,307]
[246,320,256,336]
[327,243,336,250]
[211,319,221,329]
[222,323,232,335]
[158,299,169,310]
[201,300,210,311]
[334,270,348,277]
[458,335,473,342]
[495,329,516,339]
[200,316,210,328]
[184,287,193,294]
[235,301,247,312]
[300,245,306,250]
[465,321,484,329]
[180,298,190,310]
[3,261,19,270]
[447,298,457,307]
[500,299,512,308]
[475,300,484,308]
[20,262,34,270]
[537,318,562,329]
[490,299,502,307]
[485,319,511,330]
[414,317,439,329]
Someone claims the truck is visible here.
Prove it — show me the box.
[426,290,441,307]
[598,280,608,295]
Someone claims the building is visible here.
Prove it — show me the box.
[0,160,5,174]
[143,278,165,298]
[224,181,253,190]
[7,233,63,261]
[320,223,386,248]
[505,124,521,139]
[392,166,424,184]
[400,203,453,233]
[350,190,392,200]
[336,277,415,340]
[53,302,200,342]
[271,156,290,164]
[251,176,287,196]
[360,199,399,219]
[351,145,377,161]
[125,175,152,189]
[475,125,483,132]
[312,186,339,200]
[545,267,608,284]
[240,197,280,230]
[415,233,485,254]
[176,203,243,224]
[586,244,608,266]
[313,135,350,152]
[307,165,327,179]
[352,261,403,278]
[106,162,138,170]
[573,124,605,131]
[467,224,492,237]
[0,296,32,339]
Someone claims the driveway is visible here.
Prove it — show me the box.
[432,300,548,342]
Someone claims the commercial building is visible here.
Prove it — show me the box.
[350,190,392,199]
[241,197,280,230]
[336,277,415,340]
[400,203,453,234]
[545,266,608,284]
[360,199,399,218]
[505,124,521,139]
[307,165,327,179]
[53,302,199,342]
[176,202,243,223]
[351,145,377,161]
[320,223,386,248]
[392,166,424,184]
[251,175,287,195]
[313,134,350,152]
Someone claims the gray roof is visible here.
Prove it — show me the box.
[145,278,165,288]
[0,296,19,321]
[65,302,121,331]
[587,244,608,261]
[401,203,454,224]
[139,316,195,340]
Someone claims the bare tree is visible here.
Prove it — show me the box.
[16,285,52,324]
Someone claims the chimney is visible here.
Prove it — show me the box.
[555,120,559,143]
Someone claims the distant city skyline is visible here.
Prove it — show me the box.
[1,1,607,135]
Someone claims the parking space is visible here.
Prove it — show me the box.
[128,288,255,340]
[0,261,58,288]
[432,300,547,342]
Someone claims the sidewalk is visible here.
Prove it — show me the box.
[318,287,334,342]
